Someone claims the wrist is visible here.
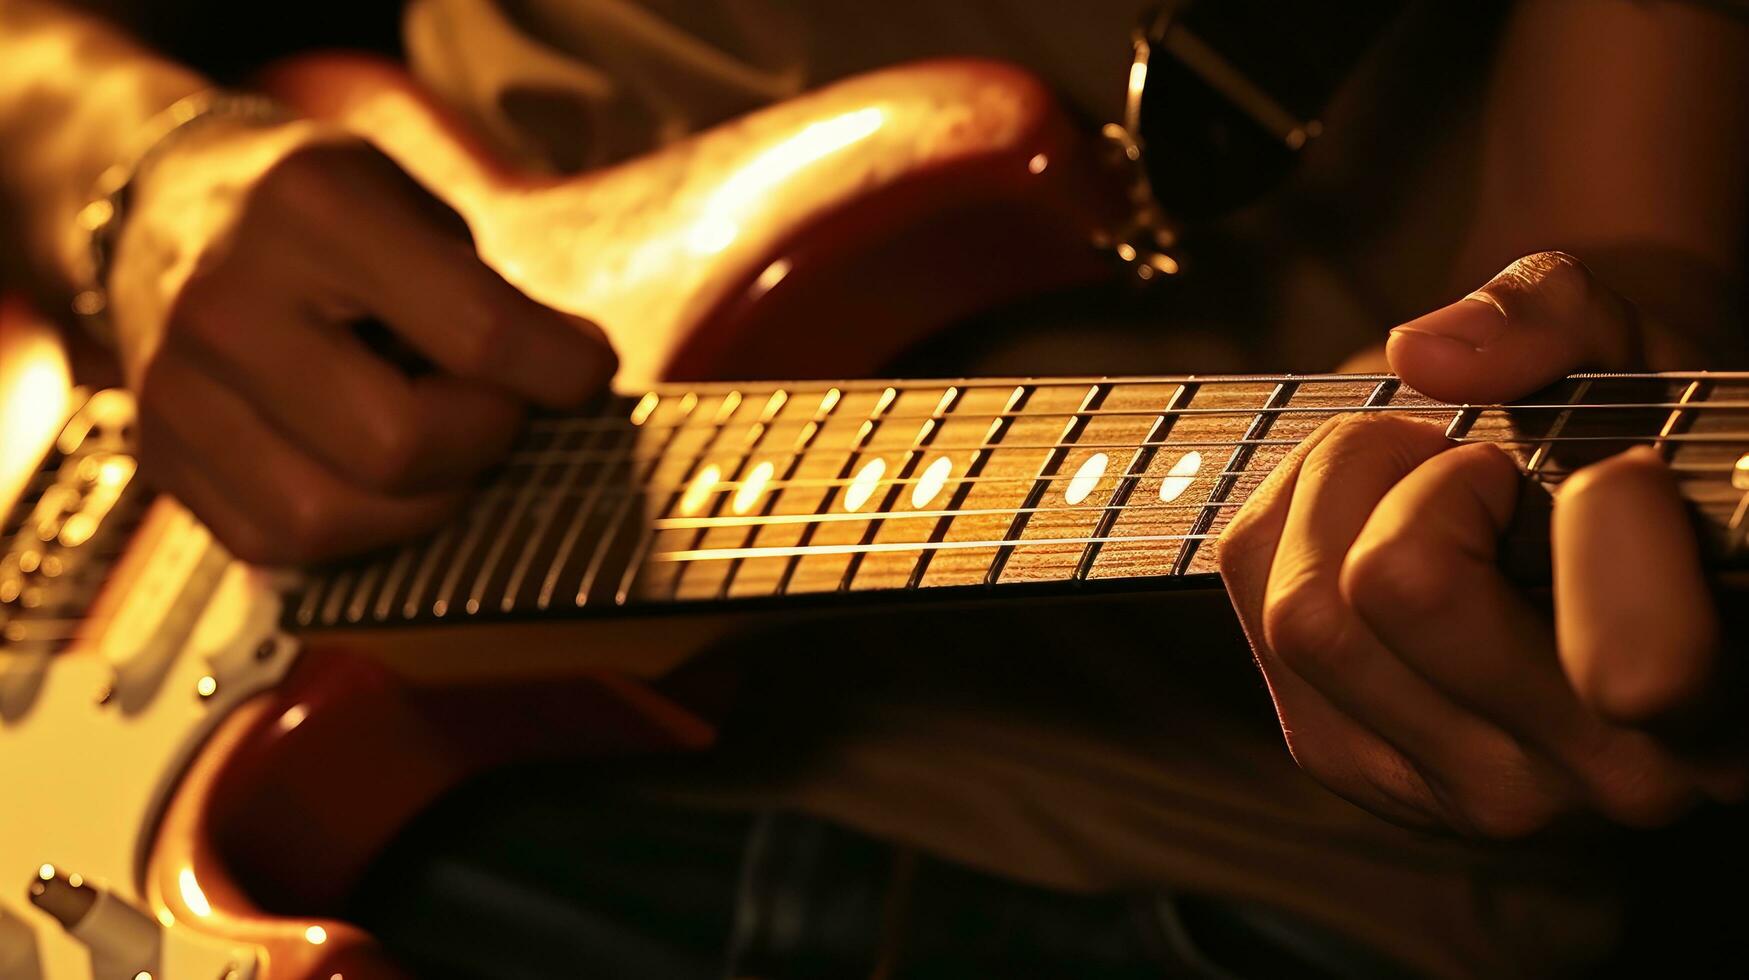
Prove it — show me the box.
[73,90,290,338]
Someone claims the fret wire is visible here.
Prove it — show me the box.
[665,398,784,601]
[466,447,1744,511]
[500,411,616,613]
[716,387,844,599]
[775,386,900,596]
[655,531,1223,564]
[521,394,1749,437]
[318,568,356,626]
[371,543,419,622]
[1655,380,1707,460]
[539,416,648,609]
[464,414,580,616]
[986,383,1106,586]
[428,479,514,618]
[1076,383,1195,582]
[1174,381,1297,576]
[518,371,1749,433]
[612,392,751,606]
[1444,404,1480,440]
[557,392,712,608]
[344,560,386,624]
[908,384,1029,588]
[497,427,1749,470]
[399,523,460,620]
[837,387,961,591]
[274,375,1748,619]
[293,564,327,626]
[1524,380,1589,475]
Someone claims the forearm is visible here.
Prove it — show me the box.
[1458,0,1749,364]
[0,0,207,305]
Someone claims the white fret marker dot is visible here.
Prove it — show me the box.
[679,464,722,516]
[844,458,886,512]
[912,456,953,509]
[1064,453,1108,505]
[733,461,775,514]
[1158,451,1202,503]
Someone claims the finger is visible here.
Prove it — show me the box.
[1219,418,1446,828]
[1345,442,1703,826]
[1386,251,1643,404]
[138,352,462,564]
[170,292,524,493]
[297,145,616,407]
[1264,415,1570,837]
[1555,447,1721,728]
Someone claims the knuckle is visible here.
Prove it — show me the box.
[356,413,425,492]
[253,141,337,210]
[1262,584,1354,678]
[1340,536,1455,624]
[451,302,510,377]
[1306,413,1449,479]
[277,489,346,563]
[1491,251,1596,313]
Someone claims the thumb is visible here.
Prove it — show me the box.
[1386,251,1645,404]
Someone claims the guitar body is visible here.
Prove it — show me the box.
[0,57,1126,980]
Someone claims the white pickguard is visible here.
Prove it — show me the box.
[0,497,296,980]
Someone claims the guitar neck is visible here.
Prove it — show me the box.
[290,372,1749,630]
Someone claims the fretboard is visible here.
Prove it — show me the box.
[290,372,1749,630]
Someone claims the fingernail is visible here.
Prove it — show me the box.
[1389,295,1508,352]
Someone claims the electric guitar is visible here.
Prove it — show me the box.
[3,56,1747,980]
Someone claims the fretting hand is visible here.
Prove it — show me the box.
[1219,252,1745,836]
[112,119,616,564]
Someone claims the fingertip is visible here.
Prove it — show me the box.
[530,309,618,409]
[1386,317,1502,404]
[1554,446,1719,728]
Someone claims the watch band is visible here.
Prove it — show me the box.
[72,89,287,342]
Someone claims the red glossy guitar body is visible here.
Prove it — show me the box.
[260,53,1123,386]
[0,56,1122,978]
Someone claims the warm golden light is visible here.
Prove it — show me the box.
[278,703,310,732]
[750,258,793,298]
[687,108,887,255]
[0,329,72,508]
[178,867,212,917]
[844,458,886,512]
[305,925,328,945]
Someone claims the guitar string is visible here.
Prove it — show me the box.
[525,396,1749,435]
[497,427,1749,469]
